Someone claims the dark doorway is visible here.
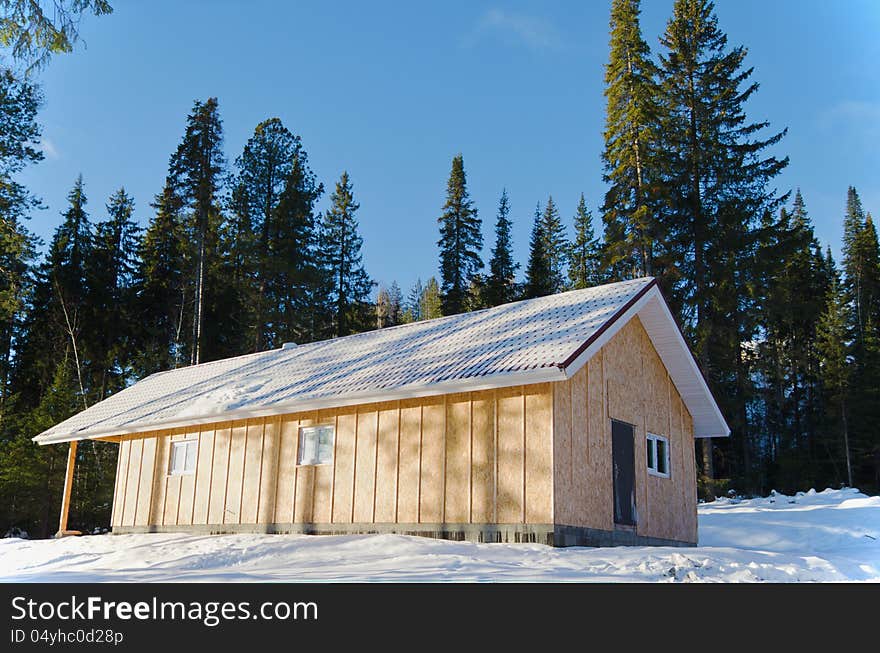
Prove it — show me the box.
[612,419,636,526]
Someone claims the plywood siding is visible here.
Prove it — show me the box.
[110,386,555,530]
[552,315,697,543]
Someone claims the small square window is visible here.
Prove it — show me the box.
[646,433,670,478]
[298,425,335,466]
[169,440,197,475]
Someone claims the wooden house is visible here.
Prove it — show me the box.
[35,277,728,546]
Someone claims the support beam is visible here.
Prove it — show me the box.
[56,441,80,537]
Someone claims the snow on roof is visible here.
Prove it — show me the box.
[33,277,729,444]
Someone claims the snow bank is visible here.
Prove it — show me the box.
[1,488,877,582]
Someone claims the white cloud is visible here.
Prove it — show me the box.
[39,137,60,160]
[466,8,565,52]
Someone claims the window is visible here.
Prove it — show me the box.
[297,425,335,466]
[646,433,670,478]
[169,440,197,475]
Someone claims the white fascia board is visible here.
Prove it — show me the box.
[560,285,729,439]
[559,285,659,379]
[34,365,568,445]
[644,292,730,438]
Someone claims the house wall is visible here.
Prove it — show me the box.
[552,315,698,545]
[110,384,555,541]
[109,315,698,545]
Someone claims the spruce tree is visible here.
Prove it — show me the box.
[86,188,140,400]
[319,172,374,337]
[657,0,789,485]
[485,189,518,306]
[601,0,661,279]
[0,68,41,421]
[569,194,602,289]
[387,281,403,326]
[269,143,324,345]
[232,118,302,351]
[168,97,226,364]
[135,180,187,374]
[816,270,852,487]
[404,278,424,322]
[540,195,568,293]
[420,277,443,320]
[14,176,92,407]
[524,204,553,299]
[437,154,482,315]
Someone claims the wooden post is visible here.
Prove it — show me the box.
[57,441,78,537]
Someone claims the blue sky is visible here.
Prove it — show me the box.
[18,0,880,295]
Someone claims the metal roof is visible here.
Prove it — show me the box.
[33,277,729,444]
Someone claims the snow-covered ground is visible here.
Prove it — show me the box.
[1,488,878,582]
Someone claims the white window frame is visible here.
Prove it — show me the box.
[646,433,670,478]
[169,439,198,476]
[297,424,335,466]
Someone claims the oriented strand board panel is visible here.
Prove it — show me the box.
[239,421,265,524]
[163,475,180,526]
[470,391,495,523]
[444,393,471,523]
[311,411,335,524]
[570,365,590,526]
[258,418,281,524]
[149,432,170,526]
[207,424,231,525]
[552,379,572,525]
[331,409,357,523]
[586,353,612,530]
[112,439,130,527]
[525,384,553,523]
[192,427,215,525]
[419,396,445,523]
[274,418,298,523]
[374,403,400,523]
[121,438,143,527]
[396,400,421,523]
[353,408,378,523]
[224,421,247,524]
[496,386,523,523]
[134,436,157,526]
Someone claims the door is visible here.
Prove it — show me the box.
[612,419,636,526]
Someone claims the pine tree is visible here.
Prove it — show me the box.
[376,287,391,329]
[437,154,482,315]
[540,196,568,293]
[319,172,374,337]
[569,194,602,289]
[485,189,518,306]
[524,204,554,299]
[601,0,661,279]
[168,97,226,364]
